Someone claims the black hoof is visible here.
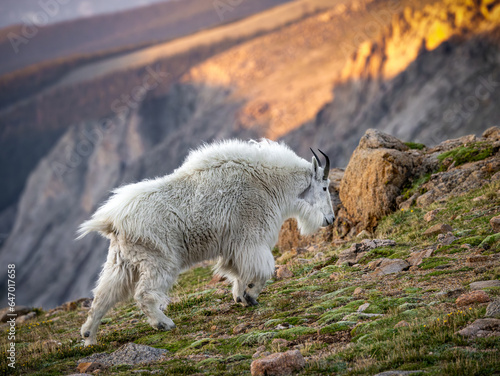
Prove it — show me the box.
[156,322,175,331]
[243,292,258,306]
[83,331,90,338]
[236,297,242,303]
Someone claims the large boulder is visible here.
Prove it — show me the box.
[338,129,425,232]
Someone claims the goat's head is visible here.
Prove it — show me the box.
[295,149,335,234]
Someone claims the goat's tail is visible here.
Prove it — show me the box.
[76,217,113,240]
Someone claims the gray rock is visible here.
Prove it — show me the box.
[337,239,396,265]
[78,342,168,366]
[437,232,457,245]
[357,303,370,312]
[470,280,500,290]
[456,318,500,338]
[368,258,410,276]
[0,306,33,322]
[406,249,434,267]
[435,288,465,299]
[486,299,500,318]
[423,224,453,236]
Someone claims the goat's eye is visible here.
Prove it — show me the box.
[323,187,327,191]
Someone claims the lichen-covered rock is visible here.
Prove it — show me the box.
[406,249,434,266]
[456,318,500,338]
[250,350,305,376]
[490,215,500,233]
[367,258,410,276]
[78,343,168,366]
[275,265,293,280]
[470,280,500,290]
[455,290,491,306]
[486,299,500,318]
[339,129,420,231]
[423,223,453,236]
[337,239,396,265]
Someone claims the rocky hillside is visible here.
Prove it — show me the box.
[1,129,499,375]
[1,0,500,311]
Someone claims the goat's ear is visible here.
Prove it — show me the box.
[311,156,319,174]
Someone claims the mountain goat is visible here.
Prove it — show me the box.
[77,139,334,345]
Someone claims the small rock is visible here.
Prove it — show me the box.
[271,338,289,348]
[470,280,500,290]
[353,287,364,297]
[61,301,78,311]
[337,239,396,265]
[455,290,491,307]
[486,299,500,318]
[357,303,370,312]
[394,320,410,328]
[17,312,36,324]
[78,343,168,366]
[0,306,33,322]
[275,322,293,330]
[368,258,410,276]
[437,232,457,245]
[423,223,453,236]
[329,272,340,280]
[233,322,251,335]
[252,345,267,359]
[406,249,434,266]
[435,288,465,299]
[250,350,305,376]
[490,216,500,233]
[77,362,107,373]
[460,244,472,250]
[296,258,310,264]
[466,255,489,264]
[424,209,441,222]
[275,265,293,280]
[456,318,500,338]
[313,252,325,260]
[356,230,372,239]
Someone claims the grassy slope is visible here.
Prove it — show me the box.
[1,181,499,375]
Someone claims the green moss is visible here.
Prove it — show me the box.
[404,142,426,150]
[419,257,454,270]
[480,233,500,248]
[437,144,494,167]
[320,322,354,334]
[275,326,316,340]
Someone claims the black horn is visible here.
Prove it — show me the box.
[318,149,330,180]
[310,148,322,167]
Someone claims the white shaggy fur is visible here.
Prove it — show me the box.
[77,139,334,345]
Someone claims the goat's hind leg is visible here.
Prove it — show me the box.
[81,248,134,346]
[134,261,177,331]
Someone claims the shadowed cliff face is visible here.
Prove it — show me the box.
[1,0,500,308]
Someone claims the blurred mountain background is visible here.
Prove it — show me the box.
[0,0,498,308]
